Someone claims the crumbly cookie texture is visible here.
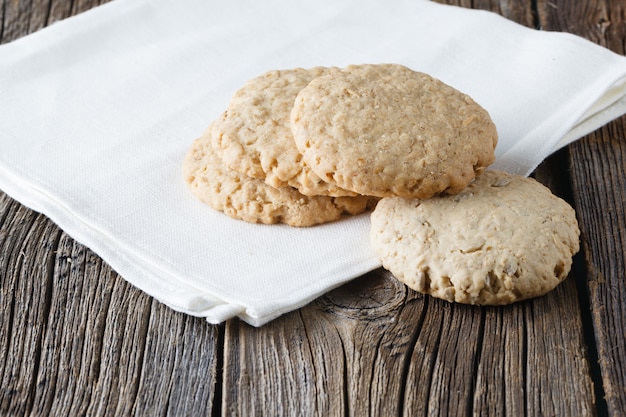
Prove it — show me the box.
[290,63,498,198]
[211,67,355,197]
[183,127,371,227]
[370,170,580,305]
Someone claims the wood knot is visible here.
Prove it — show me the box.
[315,268,407,320]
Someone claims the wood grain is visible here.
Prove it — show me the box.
[1,0,625,416]
[537,0,626,415]
[224,268,595,416]
[0,194,221,417]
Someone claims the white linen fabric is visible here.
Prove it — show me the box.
[1,0,625,326]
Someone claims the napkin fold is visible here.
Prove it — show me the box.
[1,0,626,326]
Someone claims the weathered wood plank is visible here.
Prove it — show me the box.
[537,0,626,415]
[314,271,426,417]
[472,303,526,416]
[225,268,595,416]
[0,2,221,415]
[21,0,52,35]
[525,279,597,416]
[223,269,427,416]
[0,204,221,416]
[29,235,128,416]
[443,0,536,25]
[0,0,111,44]
[571,124,626,415]
[47,0,75,26]
[0,0,32,44]
[132,302,220,417]
[0,197,61,416]
[402,298,484,416]
[403,271,595,416]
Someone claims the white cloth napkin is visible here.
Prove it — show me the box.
[2,0,626,326]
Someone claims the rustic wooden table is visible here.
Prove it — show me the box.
[1,1,625,416]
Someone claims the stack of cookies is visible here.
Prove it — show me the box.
[183,63,496,226]
[183,66,375,227]
[183,63,580,305]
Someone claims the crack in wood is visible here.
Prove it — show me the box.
[466,308,486,416]
[397,296,430,417]
[211,322,225,417]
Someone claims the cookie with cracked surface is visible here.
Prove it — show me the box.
[290,63,498,198]
[211,67,355,197]
[183,127,371,227]
[370,170,580,305]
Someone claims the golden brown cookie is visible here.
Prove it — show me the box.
[370,170,580,305]
[290,63,498,198]
[183,126,371,227]
[211,67,355,197]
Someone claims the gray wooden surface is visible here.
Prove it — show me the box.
[1,0,625,415]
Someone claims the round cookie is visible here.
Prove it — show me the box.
[211,67,355,197]
[370,170,580,305]
[184,127,371,227]
[290,63,498,198]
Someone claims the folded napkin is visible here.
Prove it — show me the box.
[2,0,626,326]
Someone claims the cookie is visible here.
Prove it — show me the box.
[183,127,372,227]
[370,170,580,305]
[290,63,498,198]
[211,67,355,197]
